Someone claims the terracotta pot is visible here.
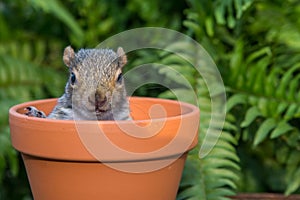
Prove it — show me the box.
[9,97,199,200]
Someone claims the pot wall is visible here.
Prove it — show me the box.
[23,153,187,200]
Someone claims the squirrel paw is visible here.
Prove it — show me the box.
[25,106,46,118]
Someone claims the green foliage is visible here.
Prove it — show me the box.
[1,0,300,199]
[28,0,84,45]
[184,0,300,196]
[0,34,66,200]
[179,77,240,200]
[227,3,300,194]
[155,41,239,199]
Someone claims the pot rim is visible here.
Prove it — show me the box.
[9,97,199,169]
[9,96,199,124]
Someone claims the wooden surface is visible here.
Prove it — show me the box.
[231,193,300,200]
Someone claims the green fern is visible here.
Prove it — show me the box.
[0,41,65,99]
[28,0,84,46]
[228,2,300,194]
[227,39,300,194]
[183,0,300,195]
[152,41,240,199]
[176,79,240,200]
[0,40,66,199]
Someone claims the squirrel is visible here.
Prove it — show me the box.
[25,46,131,121]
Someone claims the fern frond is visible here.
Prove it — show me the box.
[0,126,18,180]
[0,54,64,100]
[156,42,240,199]
[28,0,84,45]
[0,40,66,194]
[228,43,300,137]
[227,37,300,194]
[213,0,254,28]
[184,0,300,194]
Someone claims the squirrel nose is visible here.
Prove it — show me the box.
[95,92,107,107]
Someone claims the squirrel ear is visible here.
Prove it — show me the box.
[117,47,127,68]
[63,46,75,68]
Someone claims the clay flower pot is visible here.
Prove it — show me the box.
[9,97,199,200]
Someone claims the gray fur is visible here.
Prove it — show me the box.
[26,47,131,121]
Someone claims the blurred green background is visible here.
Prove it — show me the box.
[1,0,300,199]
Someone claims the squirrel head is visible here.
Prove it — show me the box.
[63,46,129,120]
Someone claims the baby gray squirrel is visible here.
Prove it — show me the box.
[25,46,131,120]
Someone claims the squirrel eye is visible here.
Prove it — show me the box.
[70,72,76,85]
[116,73,123,84]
